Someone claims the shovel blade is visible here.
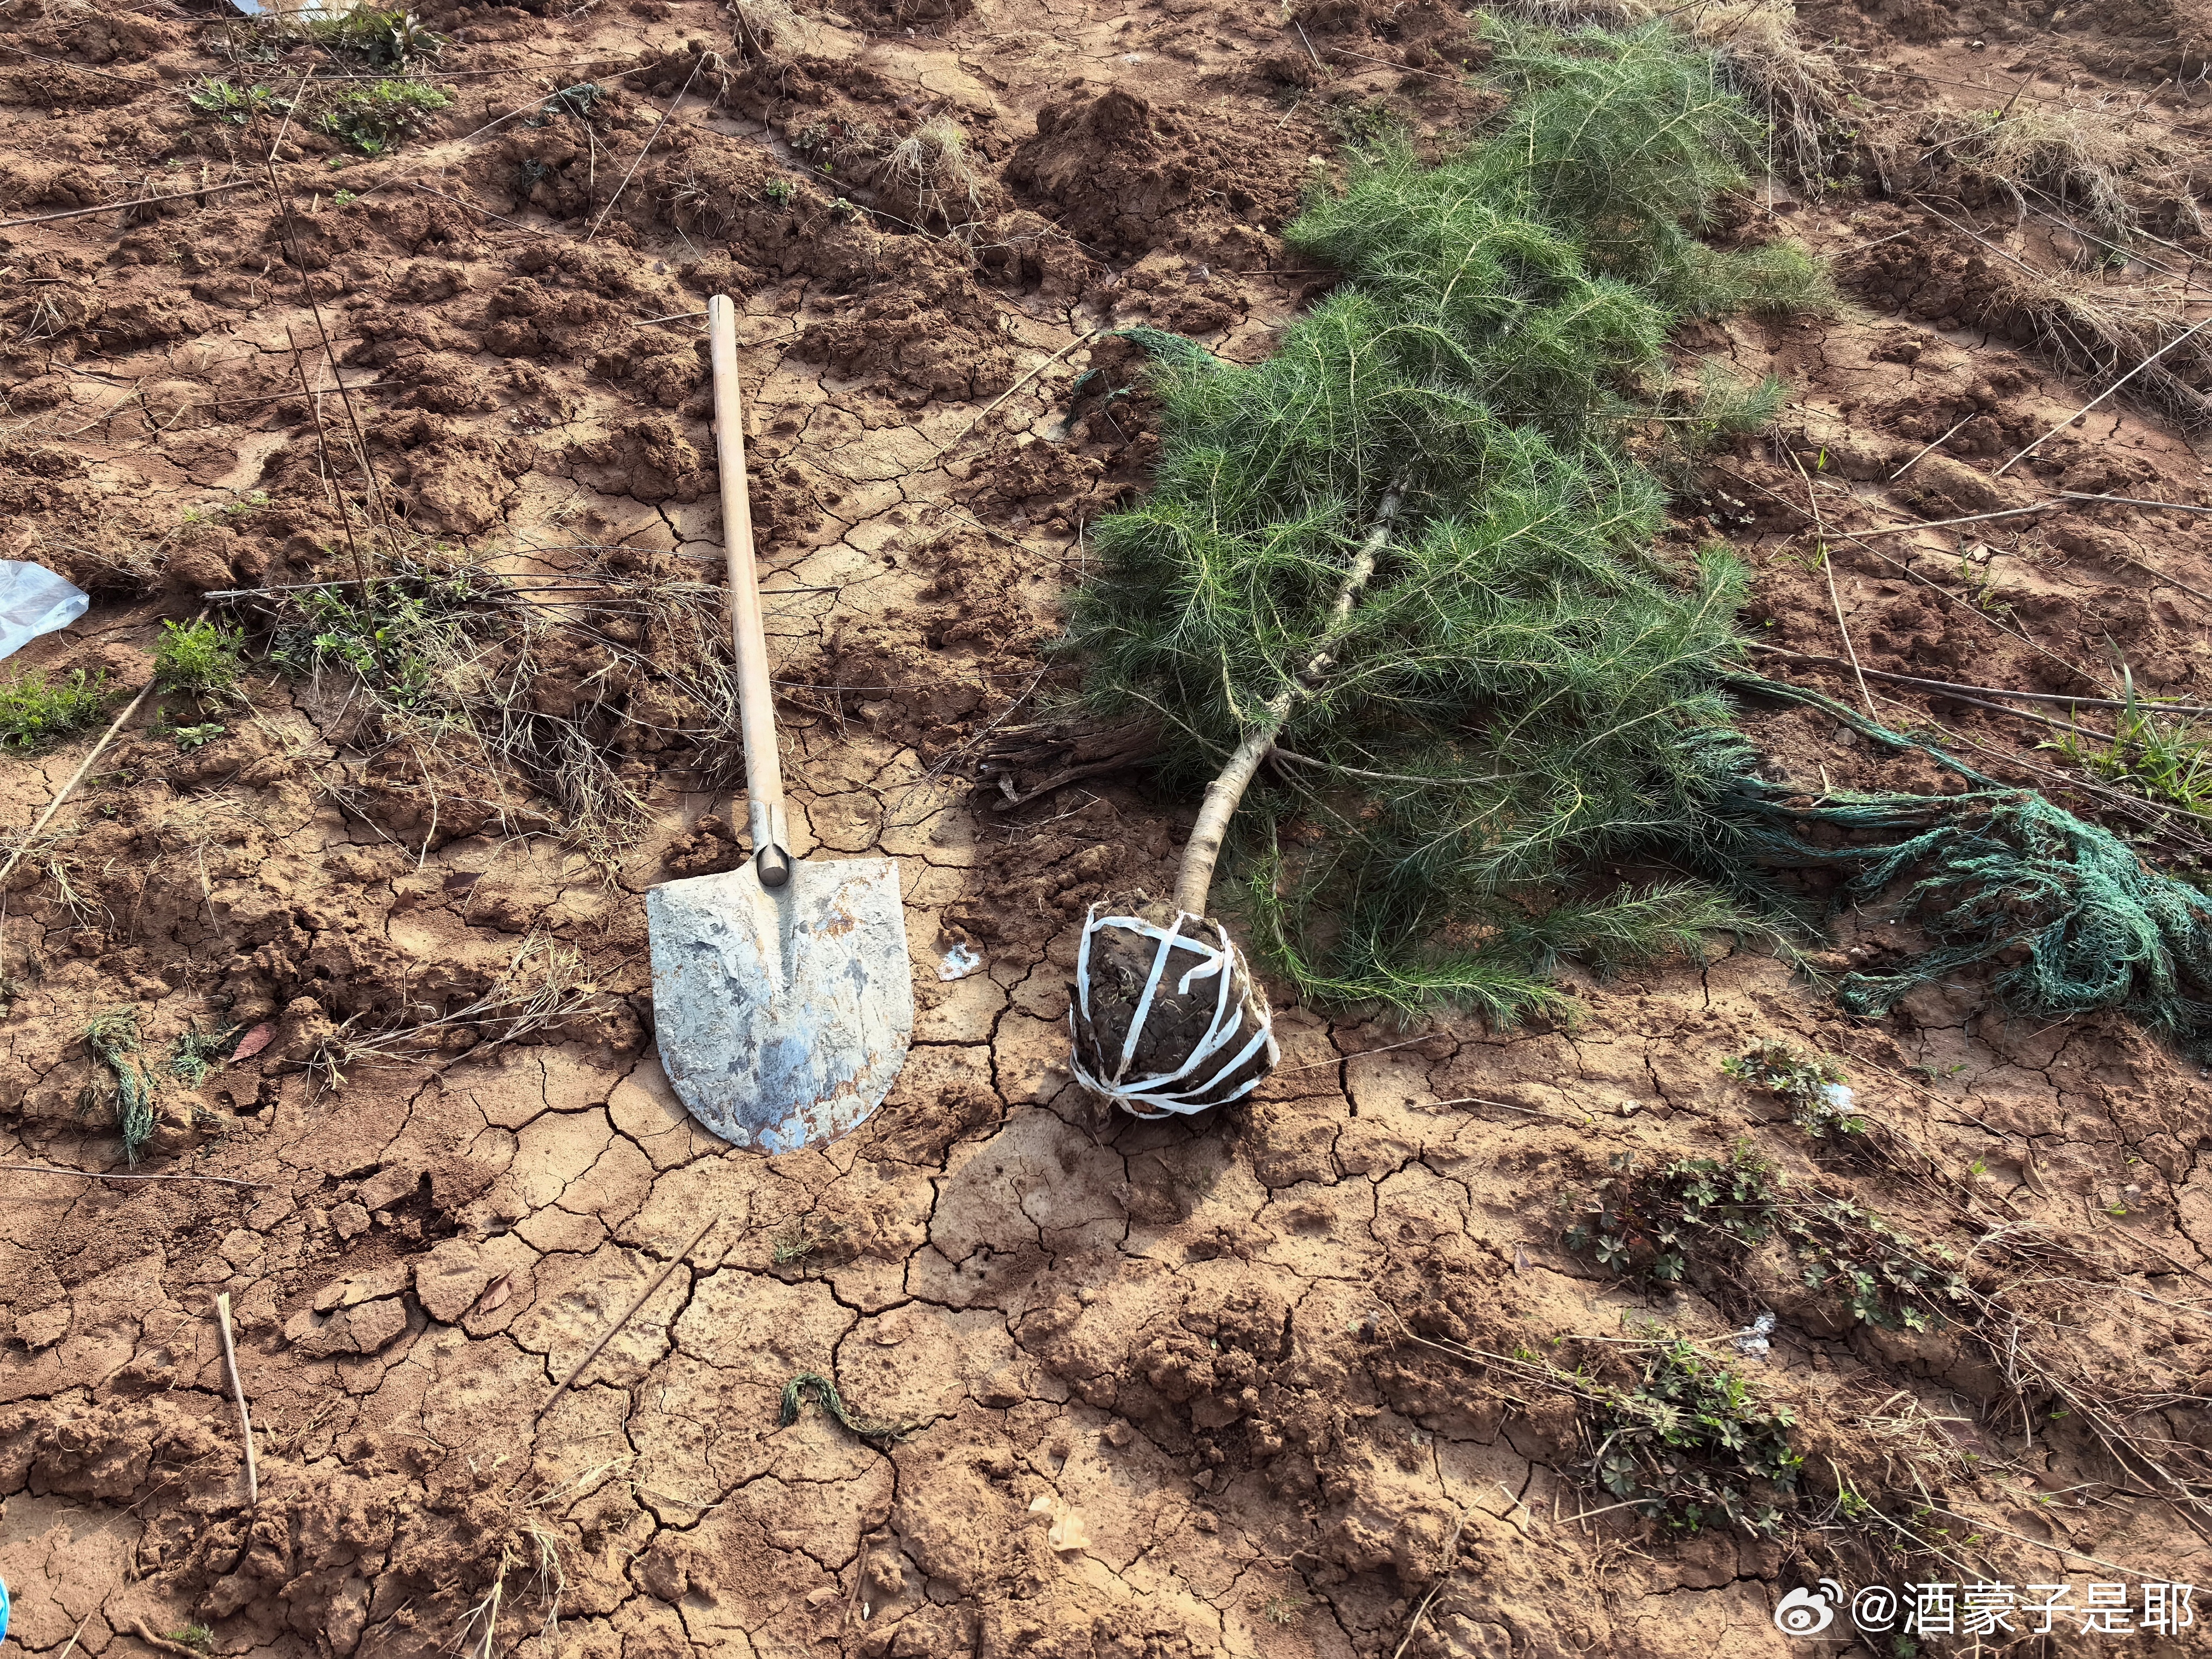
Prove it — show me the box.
[647,857,913,1153]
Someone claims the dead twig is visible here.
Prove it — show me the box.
[1850,501,2065,538]
[214,1291,259,1506]
[1995,315,2212,476]
[1390,1511,1466,1659]
[585,52,711,241]
[289,326,372,604]
[1743,643,2212,714]
[535,1214,718,1419]
[1887,412,1977,480]
[1784,443,1874,714]
[0,178,254,229]
[926,329,1102,467]
[255,86,389,533]
[128,1622,206,1659]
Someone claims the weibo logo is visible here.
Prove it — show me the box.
[1774,1580,1844,1636]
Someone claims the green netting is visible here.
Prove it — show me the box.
[1726,678,2212,1056]
[1062,16,2212,1057]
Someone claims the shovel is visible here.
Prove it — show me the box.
[646,294,914,1154]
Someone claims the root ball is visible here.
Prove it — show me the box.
[1068,893,1278,1117]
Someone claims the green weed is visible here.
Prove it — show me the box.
[267,571,480,708]
[1722,1038,1863,1138]
[1589,1338,1803,1534]
[2042,674,2212,814]
[1326,96,1404,156]
[315,79,453,154]
[534,83,607,123]
[164,1628,214,1654]
[153,618,245,706]
[185,78,289,124]
[764,177,795,206]
[170,1022,244,1087]
[0,668,110,751]
[1262,1594,1308,1624]
[163,721,227,752]
[1564,1145,1967,1331]
[307,6,443,68]
[85,1007,157,1163]
[770,1217,848,1267]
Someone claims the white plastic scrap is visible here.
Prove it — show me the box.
[1069,902,1279,1118]
[0,562,88,662]
[938,940,984,982]
[1820,1082,1856,1112]
[1731,1310,1777,1361]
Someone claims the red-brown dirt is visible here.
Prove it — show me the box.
[5,0,2212,1655]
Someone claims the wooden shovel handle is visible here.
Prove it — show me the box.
[707,293,791,885]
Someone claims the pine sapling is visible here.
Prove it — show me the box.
[1069,482,1411,1115]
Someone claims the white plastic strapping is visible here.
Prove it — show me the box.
[1068,902,1279,1117]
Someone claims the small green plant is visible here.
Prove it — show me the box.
[1588,1339,1803,1535]
[315,79,453,154]
[1954,549,2013,617]
[222,490,270,518]
[267,569,481,709]
[170,1022,245,1087]
[307,6,444,68]
[166,722,227,752]
[1564,1145,1967,1332]
[2042,673,2212,814]
[0,668,111,751]
[185,78,289,124]
[1262,1593,1308,1624]
[1722,1039,1863,1137]
[764,176,795,206]
[164,1628,214,1654]
[1327,95,1405,154]
[334,189,360,207]
[153,618,245,705]
[85,1008,158,1163]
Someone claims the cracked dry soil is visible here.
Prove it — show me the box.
[6,0,2212,1653]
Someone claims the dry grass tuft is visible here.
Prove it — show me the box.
[2003,270,2212,433]
[728,0,810,61]
[1921,98,2144,237]
[873,116,985,233]
[308,934,608,1087]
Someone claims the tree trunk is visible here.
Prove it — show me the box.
[1171,478,1408,915]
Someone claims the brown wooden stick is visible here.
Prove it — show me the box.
[214,1291,259,1506]
[1,1162,269,1188]
[535,1214,718,1419]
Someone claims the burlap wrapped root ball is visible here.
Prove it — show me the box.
[1068,892,1280,1117]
